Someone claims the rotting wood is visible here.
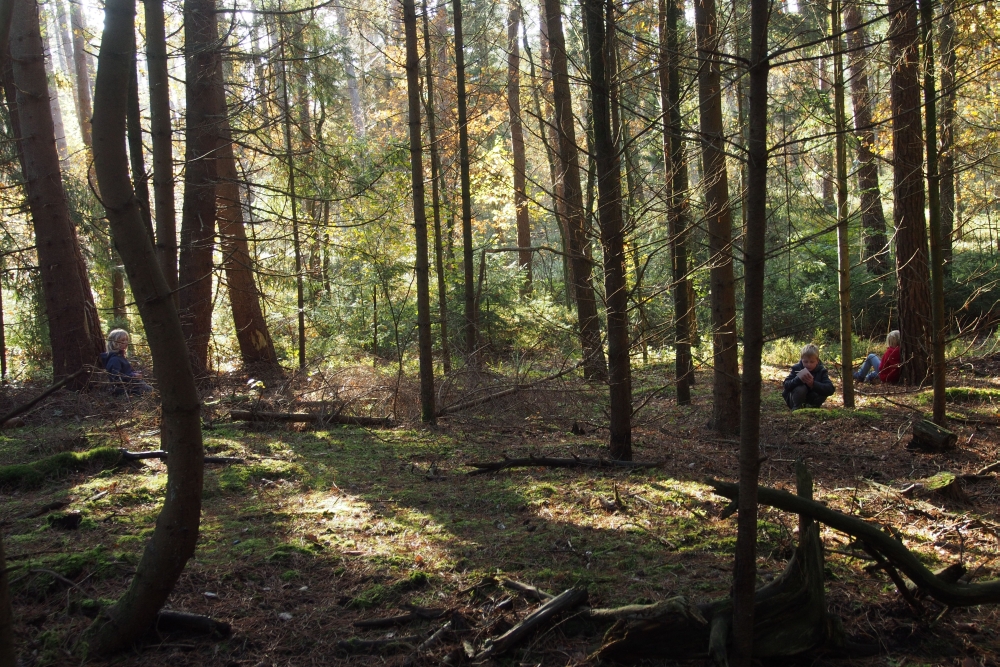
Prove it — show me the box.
[230,410,391,428]
[474,587,587,660]
[119,450,244,465]
[908,419,957,452]
[708,479,1000,607]
[155,610,231,637]
[466,455,663,476]
[900,471,971,504]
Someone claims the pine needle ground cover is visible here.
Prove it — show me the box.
[1,358,999,666]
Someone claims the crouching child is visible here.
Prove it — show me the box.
[99,329,153,396]
[782,344,835,410]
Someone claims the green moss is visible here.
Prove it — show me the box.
[945,387,1000,403]
[266,543,313,563]
[218,460,307,494]
[0,447,122,490]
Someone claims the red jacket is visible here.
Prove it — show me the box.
[879,346,901,384]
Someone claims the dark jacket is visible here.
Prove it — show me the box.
[782,360,835,405]
[99,351,137,383]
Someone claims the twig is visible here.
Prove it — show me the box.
[119,449,244,465]
[473,588,587,660]
[500,579,554,602]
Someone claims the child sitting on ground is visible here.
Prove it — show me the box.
[99,329,152,396]
[782,344,836,410]
[854,330,902,384]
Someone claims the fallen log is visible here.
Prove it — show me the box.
[155,610,231,637]
[119,450,244,465]
[474,588,587,660]
[501,578,554,602]
[708,479,1000,607]
[466,455,663,476]
[230,410,391,428]
[908,419,957,452]
[899,471,971,504]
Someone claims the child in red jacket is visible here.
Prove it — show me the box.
[854,330,901,384]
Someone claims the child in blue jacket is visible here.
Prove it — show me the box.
[782,343,835,410]
[99,329,152,396]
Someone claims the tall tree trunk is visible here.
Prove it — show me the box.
[2,0,103,387]
[178,0,221,373]
[696,0,740,434]
[54,0,74,83]
[0,531,13,667]
[833,0,854,408]
[732,0,768,663]
[278,12,305,369]
[40,9,69,163]
[507,2,532,296]
[452,0,479,361]
[922,0,946,425]
[421,0,451,374]
[843,0,889,275]
[85,0,203,652]
[582,0,630,459]
[335,3,364,136]
[127,36,153,242]
[403,0,436,422]
[543,0,606,379]
[659,0,693,405]
[938,0,955,265]
[144,0,178,296]
[214,43,278,367]
[889,0,931,384]
[69,0,92,148]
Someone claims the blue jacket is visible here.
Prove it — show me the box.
[782,360,835,402]
[99,351,137,383]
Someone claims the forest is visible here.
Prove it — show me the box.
[1,0,1000,664]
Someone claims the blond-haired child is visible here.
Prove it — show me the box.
[782,344,835,410]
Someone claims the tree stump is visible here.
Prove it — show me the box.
[908,419,957,452]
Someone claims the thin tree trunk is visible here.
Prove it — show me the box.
[144,0,178,297]
[582,0,630,459]
[938,0,955,266]
[40,9,68,163]
[0,266,6,379]
[843,0,889,275]
[889,0,931,384]
[507,2,532,296]
[732,0,768,662]
[127,36,153,242]
[452,0,478,362]
[85,0,203,652]
[922,0,946,425]
[659,0,692,405]
[112,263,127,322]
[179,0,221,373]
[277,13,305,369]
[696,0,740,434]
[54,0,74,84]
[420,0,451,374]
[403,0,436,422]
[833,0,853,408]
[543,0,606,379]
[69,0,92,148]
[214,44,279,367]
[2,0,103,387]
[0,530,13,667]
[335,3,364,136]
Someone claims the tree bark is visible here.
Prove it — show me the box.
[39,8,69,163]
[582,0,631,460]
[85,0,203,652]
[507,3,532,296]
[843,1,889,275]
[2,0,103,388]
[834,0,854,408]
[889,0,932,384]
[68,0,92,148]
[696,0,740,434]
[127,34,153,243]
[938,0,955,265]
[143,0,177,297]
[922,0,946,425]
[658,0,693,405]
[403,0,436,423]
[732,1,768,663]
[0,531,13,667]
[452,0,478,361]
[178,0,222,374]
[420,0,451,374]
[543,0,606,380]
[214,48,279,367]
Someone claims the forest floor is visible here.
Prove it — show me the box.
[2,356,1000,667]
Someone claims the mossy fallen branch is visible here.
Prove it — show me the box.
[466,455,663,475]
[0,448,123,490]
